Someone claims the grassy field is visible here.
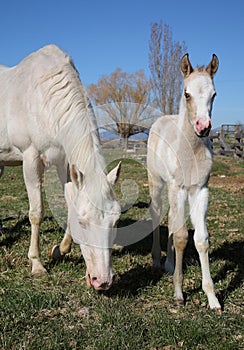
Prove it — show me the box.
[0,155,243,349]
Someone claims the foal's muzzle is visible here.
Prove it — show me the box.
[195,117,212,137]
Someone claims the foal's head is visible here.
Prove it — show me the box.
[181,53,219,137]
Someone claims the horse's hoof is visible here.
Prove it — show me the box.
[48,245,62,260]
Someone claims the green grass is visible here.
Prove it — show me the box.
[0,157,243,349]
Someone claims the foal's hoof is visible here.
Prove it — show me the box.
[212,307,222,314]
[48,245,62,260]
[32,270,47,278]
[173,299,185,307]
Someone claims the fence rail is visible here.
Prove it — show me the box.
[102,124,244,159]
[210,124,244,158]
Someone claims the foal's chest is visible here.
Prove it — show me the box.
[175,146,212,188]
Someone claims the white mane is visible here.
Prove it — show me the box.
[32,46,113,207]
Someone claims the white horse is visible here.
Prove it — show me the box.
[0,45,121,290]
[147,53,221,310]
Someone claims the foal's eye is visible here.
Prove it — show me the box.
[184,91,190,100]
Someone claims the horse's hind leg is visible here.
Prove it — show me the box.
[23,146,46,275]
[189,187,221,310]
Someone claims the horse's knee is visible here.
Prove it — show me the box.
[173,229,188,251]
[29,210,43,225]
[194,239,209,254]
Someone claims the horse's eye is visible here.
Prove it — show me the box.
[184,91,190,99]
[78,219,87,229]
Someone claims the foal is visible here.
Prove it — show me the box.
[147,54,221,310]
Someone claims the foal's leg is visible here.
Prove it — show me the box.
[23,146,46,275]
[148,172,164,268]
[189,187,221,310]
[167,184,188,305]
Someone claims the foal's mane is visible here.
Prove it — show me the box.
[194,65,205,73]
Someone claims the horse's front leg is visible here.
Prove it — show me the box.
[50,181,72,261]
[23,146,46,275]
[50,230,72,260]
[167,185,188,305]
[189,187,221,311]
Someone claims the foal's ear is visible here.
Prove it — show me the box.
[206,54,219,78]
[70,164,84,189]
[107,161,121,186]
[181,53,194,78]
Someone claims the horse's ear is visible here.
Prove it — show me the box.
[70,164,83,189]
[206,54,219,78]
[107,161,121,186]
[181,53,193,78]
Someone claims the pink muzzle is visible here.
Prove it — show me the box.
[86,272,114,291]
[195,117,212,137]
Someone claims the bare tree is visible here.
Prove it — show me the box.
[88,68,155,148]
[149,21,187,115]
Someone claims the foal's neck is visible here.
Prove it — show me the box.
[178,106,206,152]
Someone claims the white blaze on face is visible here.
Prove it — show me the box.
[184,74,216,137]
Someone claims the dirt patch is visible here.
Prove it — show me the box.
[0,195,18,201]
[210,156,244,194]
[209,174,244,194]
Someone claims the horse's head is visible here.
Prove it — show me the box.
[65,162,121,291]
[181,53,219,137]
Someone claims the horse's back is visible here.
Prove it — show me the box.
[0,45,74,162]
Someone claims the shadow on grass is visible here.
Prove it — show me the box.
[183,230,243,308]
[0,216,29,248]
[0,215,62,249]
[3,212,242,308]
[113,219,244,307]
[105,264,164,298]
[211,241,244,307]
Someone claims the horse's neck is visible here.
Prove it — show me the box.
[58,106,105,174]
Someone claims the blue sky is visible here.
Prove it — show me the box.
[0,0,243,127]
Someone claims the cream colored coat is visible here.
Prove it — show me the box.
[147,54,221,310]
